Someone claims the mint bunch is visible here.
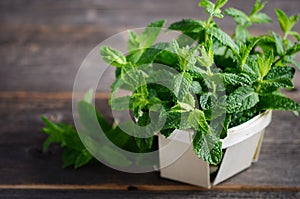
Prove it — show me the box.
[43,0,300,167]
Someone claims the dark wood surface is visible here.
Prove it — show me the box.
[1,0,300,198]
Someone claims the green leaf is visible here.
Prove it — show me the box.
[215,0,228,10]
[285,44,300,56]
[42,114,96,168]
[243,56,260,81]
[181,93,196,110]
[271,32,284,56]
[226,86,259,113]
[257,53,273,78]
[230,107,259,127]
[172,73,192,101]
[239,38,262,67]
[78,101,102,135]
[276,9,300,35]
[221,73,250,86]
[199,0,215,12]
[188,109,210,133]
[98,145,132,167]
[74,149,93,168]
[193,131,222,165]
[199,0,224,18]
[197,45,214,67]
[258,78,294,93]
[172,40,197,71]
[224,8,249,26]
[137,42,169,65]
[100,46,127,67]
[265,66,295,80]
[289,31,300,41]
[140,20,166,48]
[235,25,251,42]
[220,114,231,139]
[191,81,202,94]
[62,148,80,168]
[200,92,213,110]
[127,20,165,63]
[162,111,190,130]
[110,96,131,110]
[128,30,139,52]
[250,0,267,16]
[208,27,239,53]
[276,9,289,34]
[250,13,272,24]
[168,19,205,33]
[258,94,300,111]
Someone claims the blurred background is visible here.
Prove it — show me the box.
[0,0,299,93]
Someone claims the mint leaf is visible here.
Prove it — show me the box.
[41,117,65,152]
[172,73,192,101]
[188,109,210,133]
[250,13,272,23]
[221,73,250,86]
[127,20,165,63]
[249,0,271,24]
[140,20,166,48]
[168,19,205,33]
[258,94,300,111]
[208,27,239,53]
[199,0,227,18]
[137,42,169,65]
[238,38,262,67]
[257,53,273,78]
[271,32,284,56]
[62,148,80,168]
[100,46,127,67]
[98,145,132,167]
[250,0,266,16]
[226,86,259,113]
[128,30,139,52]
[193,131,222,165]
[215,0,228,10]
[258,78,293,93]
[265,66,295,80]
[285,44,300,56]
[172,40,197,71]
[191,81,202,94]
[276,9,300,36]
[42,116,95,168]
[74,149,93,169]
[110,96,131,110]
[224,8,249,26]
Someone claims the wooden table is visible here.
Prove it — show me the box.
[1,0,300,198]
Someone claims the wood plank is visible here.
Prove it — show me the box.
[1,0,299,92]
[0,25,300,92]
[0,0,299,31]
[0,184,299,192]
[0,189,298,199]
[0,93,299,188]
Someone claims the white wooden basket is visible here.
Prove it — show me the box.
[158,111,272,188]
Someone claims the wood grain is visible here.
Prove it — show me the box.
[0,93,299,189]
[1,0,300,197]
[0,189,299,199]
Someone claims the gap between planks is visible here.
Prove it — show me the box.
[0,184,300,192]
[0,91,109,100]
[0,184,299,192]
[1,91,299,101]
